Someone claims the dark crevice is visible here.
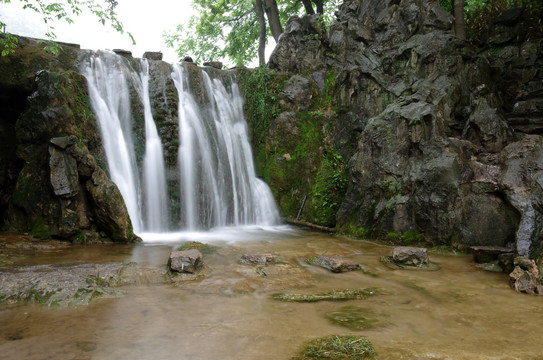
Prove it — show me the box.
[0,86,29,227]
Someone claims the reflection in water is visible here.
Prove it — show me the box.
[1,229,543,359]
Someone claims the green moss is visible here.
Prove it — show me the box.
[272,288,380,303]
[326,306,380,330]
[176,241,218,254]
[29,289,56,304]
[292,335,376,360]
[31,218,50,239]
[386,230,424,246]
[304,149,347,227]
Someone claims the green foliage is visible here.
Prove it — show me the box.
[163,0,342,67]
[305,148,347,227]
[292,335,376,360]
[466,0,543,40]
[163,0,261,67]
[31,218,50,239]
[1,0,134,56]
[386,230,424,245]
[439,0,543,41]
[238,67,283,149]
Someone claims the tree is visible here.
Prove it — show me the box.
[0,0,133,56]
[163,0,340,67]
[453,0,466,39]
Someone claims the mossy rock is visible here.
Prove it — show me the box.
[272,288,380,302]
[292,335,376,359]
[175,241,218,255]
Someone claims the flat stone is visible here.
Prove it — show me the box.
[392,247,429,267]
[240,254,274,266]
[470,246,514,263]
[169,249,203,273]
[143,51,163,61]
[203,61,223,69]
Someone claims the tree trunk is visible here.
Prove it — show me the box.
[263,0,283,41]
[301,0,315,14]
[313,0,324,14]
[453,0,466,39]
[254,0,267,67]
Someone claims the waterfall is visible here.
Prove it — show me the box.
[83,51,280,235]
[83,52,144,233]
[137,60,170,232]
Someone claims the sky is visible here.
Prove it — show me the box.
[0,0,195,62]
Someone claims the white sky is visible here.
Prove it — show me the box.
[0,0,195,62]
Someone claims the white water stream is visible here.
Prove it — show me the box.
[83,52,279,236]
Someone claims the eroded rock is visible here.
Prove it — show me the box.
[509,257,543,295]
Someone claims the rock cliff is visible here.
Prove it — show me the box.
[0,36,136,242]
[265,0,542,257]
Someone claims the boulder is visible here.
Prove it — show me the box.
[309,256,360,273]
[240,253,274,266]
[470,246,515,263]
[509,257,543,294]
[391,247,429,267]
[86,167,134,242]
[169,249,203,273]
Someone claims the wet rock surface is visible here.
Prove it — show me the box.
[509,256,543,295]
[169,249,203,273]
[265,0,543,259]
[0,262,168,306]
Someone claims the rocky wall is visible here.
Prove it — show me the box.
[266,0,543,257]
[0,36,136,242]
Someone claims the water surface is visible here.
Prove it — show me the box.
[1,229,542,359]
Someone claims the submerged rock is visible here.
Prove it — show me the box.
[308,255,360,273]
[240,253,274,266]
[0,262,167,306]
[169,249,203,273]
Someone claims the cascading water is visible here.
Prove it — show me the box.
[84,51,280,237]
[83,51,144,233]
[171,64,280,229]
[137,60,170,232]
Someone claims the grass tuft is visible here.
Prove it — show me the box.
[292,335,376,359]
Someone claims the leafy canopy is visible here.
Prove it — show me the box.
[1,0,134,56]
[163,0,341,67]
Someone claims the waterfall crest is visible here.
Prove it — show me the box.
[83,52,279,235]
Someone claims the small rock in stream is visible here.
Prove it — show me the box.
[169,249,203,273]
[240,253,274,266]
[308,256,360,273]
